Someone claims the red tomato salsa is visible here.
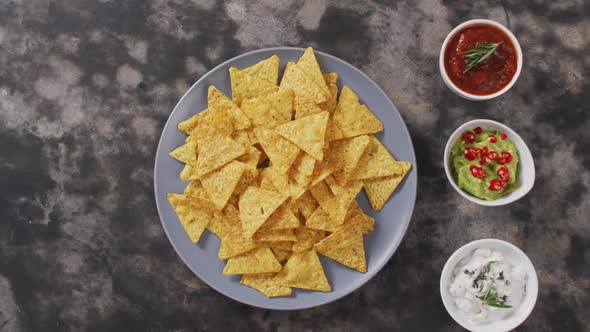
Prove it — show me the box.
[444,24,518,95]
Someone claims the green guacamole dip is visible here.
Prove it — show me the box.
[451,127,519,200]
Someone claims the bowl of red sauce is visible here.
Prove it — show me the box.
[440,19,522,100]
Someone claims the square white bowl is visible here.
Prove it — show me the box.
[443,119,535,206]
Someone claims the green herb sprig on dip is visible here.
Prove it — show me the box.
[461,43,500,73]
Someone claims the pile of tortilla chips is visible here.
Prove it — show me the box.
[167,47,411,297]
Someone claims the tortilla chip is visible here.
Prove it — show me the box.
[218,205,258,260]
[345,205,375,234]
[263,241,294,251]
[259,203,300,231]
[296,47,330,97]
[243,55,280,85]
[239,186,288,237]
[178,110,206,134]
[292,226,326,252]
[229,67,279,106]
[272,248,292,262]
[332,86,383,138]
[201,161,245,210]
[330,135,371,184]
[254,128,300,172]
[314,217,367,272]
[180,163,198,181]
[170,140,198,164]
[273,250,331,291]
[363,161,411,211]
[279,62,327,104]
[223,247,282,275]
[184,180,208,198]
[294,95,322,119]
[208,86,251,130]
[292,152,316,177]
[241,272,292,297]
[195,125,245,177]
[351,136,404,180]
[305,206,341,232]
[288,175,307,200]
[290,168,312,189]
[254,228,296,242]
[265,166,290,194]
[167,193,215,243]
[318,84,339,114]
[275,111,329,161]
[309,180,361,227]
[322,72,338,85]
[241,91,293,129]
[295,191,319,220]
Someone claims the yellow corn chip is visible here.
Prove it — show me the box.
[243,55,280,85]
[318,84,339,114]
[275,111,329,161]
[264,166,290,193]
[292,152,316,177]
[292,226,326,252]
[332,86,384,138]
[218,205,257,260]
[262,241,294,251]
[178,110,206,134]
[195,125,245,177]
[241,90,293,127]
[184,180,208,198]
[167,193,215,243]
[305,206,341,232]
[271,248,292,262]
[345,205,375,234]
[206,210,226,237]
[279,62,327,104]
[329,135,371,184]
[208,86,251,130]
[290,168,312,189]
[229,67,278,106]
[259,203,300,231]
[363,161,411,211]
[295,191,319,220]
[296,47,330,97]
[294,95,322,119]
[201,161,245,210]
[254,228,296,242]
[322,72,338,85]
[170,140,198,165]
[288,175,307,200]
[309,180,361,227]
[240,272,292,297]
[198,102,234,136]
[314,217,367,272]
[253,128,300,172]
[351,136,404,180]
[273,250,331,291]
[180,163,198,181]
[223,247,282,275]
[233,164,259,197]
[239,186,288,237]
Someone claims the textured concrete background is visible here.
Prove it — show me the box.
[0,0,588,331]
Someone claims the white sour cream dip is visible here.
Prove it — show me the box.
[448,248,527,324]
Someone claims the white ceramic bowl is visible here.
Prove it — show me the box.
[439,19,523,100]
[443,119,535,206]
[440,239,538,332]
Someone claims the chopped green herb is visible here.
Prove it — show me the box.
[486,261,497,273]
[460,43,501,73]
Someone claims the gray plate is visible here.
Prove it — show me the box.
[154,47,417,310]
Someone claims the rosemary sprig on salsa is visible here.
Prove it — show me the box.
[460,42,500,73]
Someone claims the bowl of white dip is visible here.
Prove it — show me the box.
[440,239,538,332]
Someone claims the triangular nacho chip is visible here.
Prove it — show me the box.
[253,128,300,172]
[363,161,411,211]
[183,180,208,198]
[218,205,257,259]
[292,226,326,252]
[201,161,245,210]
[229,67,279,106]
[296,47,330,97]
[330,135,371,184]
[167,193,215,243]
[178,110,206,134]
[292,152,316,177]
[240,272,292,297]
[208,86,251,130]
[314,217,367,272]
[294,95,323,119]
[295,191,319,220]
[254,228,296,242]
[279,62,327,104]
[241,98,290,129]
[309,180,362,227]
[271,248,292,262]
[322,72,338,85]
[319,83,339,114]
[223,247,282,275]
[170,140,198,164]
[239,186,288,237]
[180,163,198,181]
[305,206,341,232]
[243,55,280,85]
[351,136,404,180]
[273,250,331,291]
[259,203,300,231]
[195,124,245,177]
[275,111,329,161]
[332,86,383,138]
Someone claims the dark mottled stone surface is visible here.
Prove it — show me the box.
[1,0,588,331]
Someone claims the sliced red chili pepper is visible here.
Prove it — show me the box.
[464,147,479,161]
[501,133,507,140]
[470,165,486,179]
[462,131,476,143]
[498,157,507,165]
[489,179,504,191]
[479,147,489,165]
[474,127,483,134]
[488,135,498,143]
[487,151,499,160]
[502,151,513,164]
[497,166,510,183]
